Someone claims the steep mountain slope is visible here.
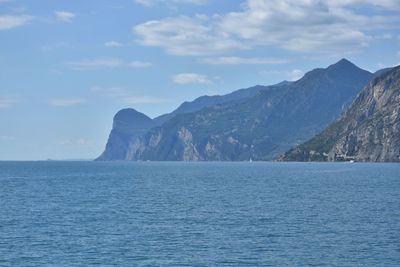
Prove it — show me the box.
[123,59,373,161]
[282,65,400,162]
[96,109,155,160]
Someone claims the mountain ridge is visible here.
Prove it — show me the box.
[97,58,374,161]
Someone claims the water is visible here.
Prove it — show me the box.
[0,161,399,266]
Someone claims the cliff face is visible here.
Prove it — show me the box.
[96,109,155,160]
[115,59,372,161]
[282,65,400,162]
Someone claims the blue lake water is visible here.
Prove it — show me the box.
[0,161,399,266]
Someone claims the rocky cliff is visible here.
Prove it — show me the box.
[96,108,155,160]
[282,65,400,162]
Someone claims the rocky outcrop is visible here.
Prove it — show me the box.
[282,65,400,162]
[96,108,155,160]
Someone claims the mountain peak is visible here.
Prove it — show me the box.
[113,108,154,130]
[328,58,357,70]
[114,108,151,121]
[299,58,370,83]
[324,58,372,79]
[96,108,155,161]
[337,58,353,65]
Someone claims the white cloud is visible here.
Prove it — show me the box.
[134,0,207,7]
[173,73,212,84]
[55,11,76,22]
[91,86,129,97]
[104,41,123,47]
[58,138,94,146]
[134,16,247,56]
[258,69,304,81]
[0,98,19,108]
[199,56,288,65]
[0,15,33,30]
[68,58,153,70]
[288,69,304,81]
[375,33,394,40]
[127,61,153,68]
[0,135,16,141]
[122,96,168,104]
[133,0,398,55]
[49,98,85,107]
[68,58,123,70]
[40,42,70,52]
[377,63,386,69]
[219,0,372,53]
[92,86,169,104]
[326,0,400,10]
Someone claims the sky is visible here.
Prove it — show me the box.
[0,0,399,160]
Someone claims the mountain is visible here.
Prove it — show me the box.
[101,59,372,161]
[281,65,400,162]
[98,81,293,161]
[97,84,278,160]
[96,108,155,160]
[153,85,270,125]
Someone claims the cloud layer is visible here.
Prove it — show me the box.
[173,73,212,84]
[0,15,33,30]
[134,0,399,56]
[49,98,85,107]
[0,98,19,108]
[55,11,76,22]
[67,58,152,70]
[134,0,207,7]
[92,86,168,104]
[104,41,123,47]
[199,56,288,65]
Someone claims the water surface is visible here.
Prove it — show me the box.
[0,161,399,266]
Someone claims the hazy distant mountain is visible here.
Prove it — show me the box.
[97,59,373,161]
[96,109,155,160]
[282,65,400,162]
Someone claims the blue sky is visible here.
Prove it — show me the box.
[0,0,399,160]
